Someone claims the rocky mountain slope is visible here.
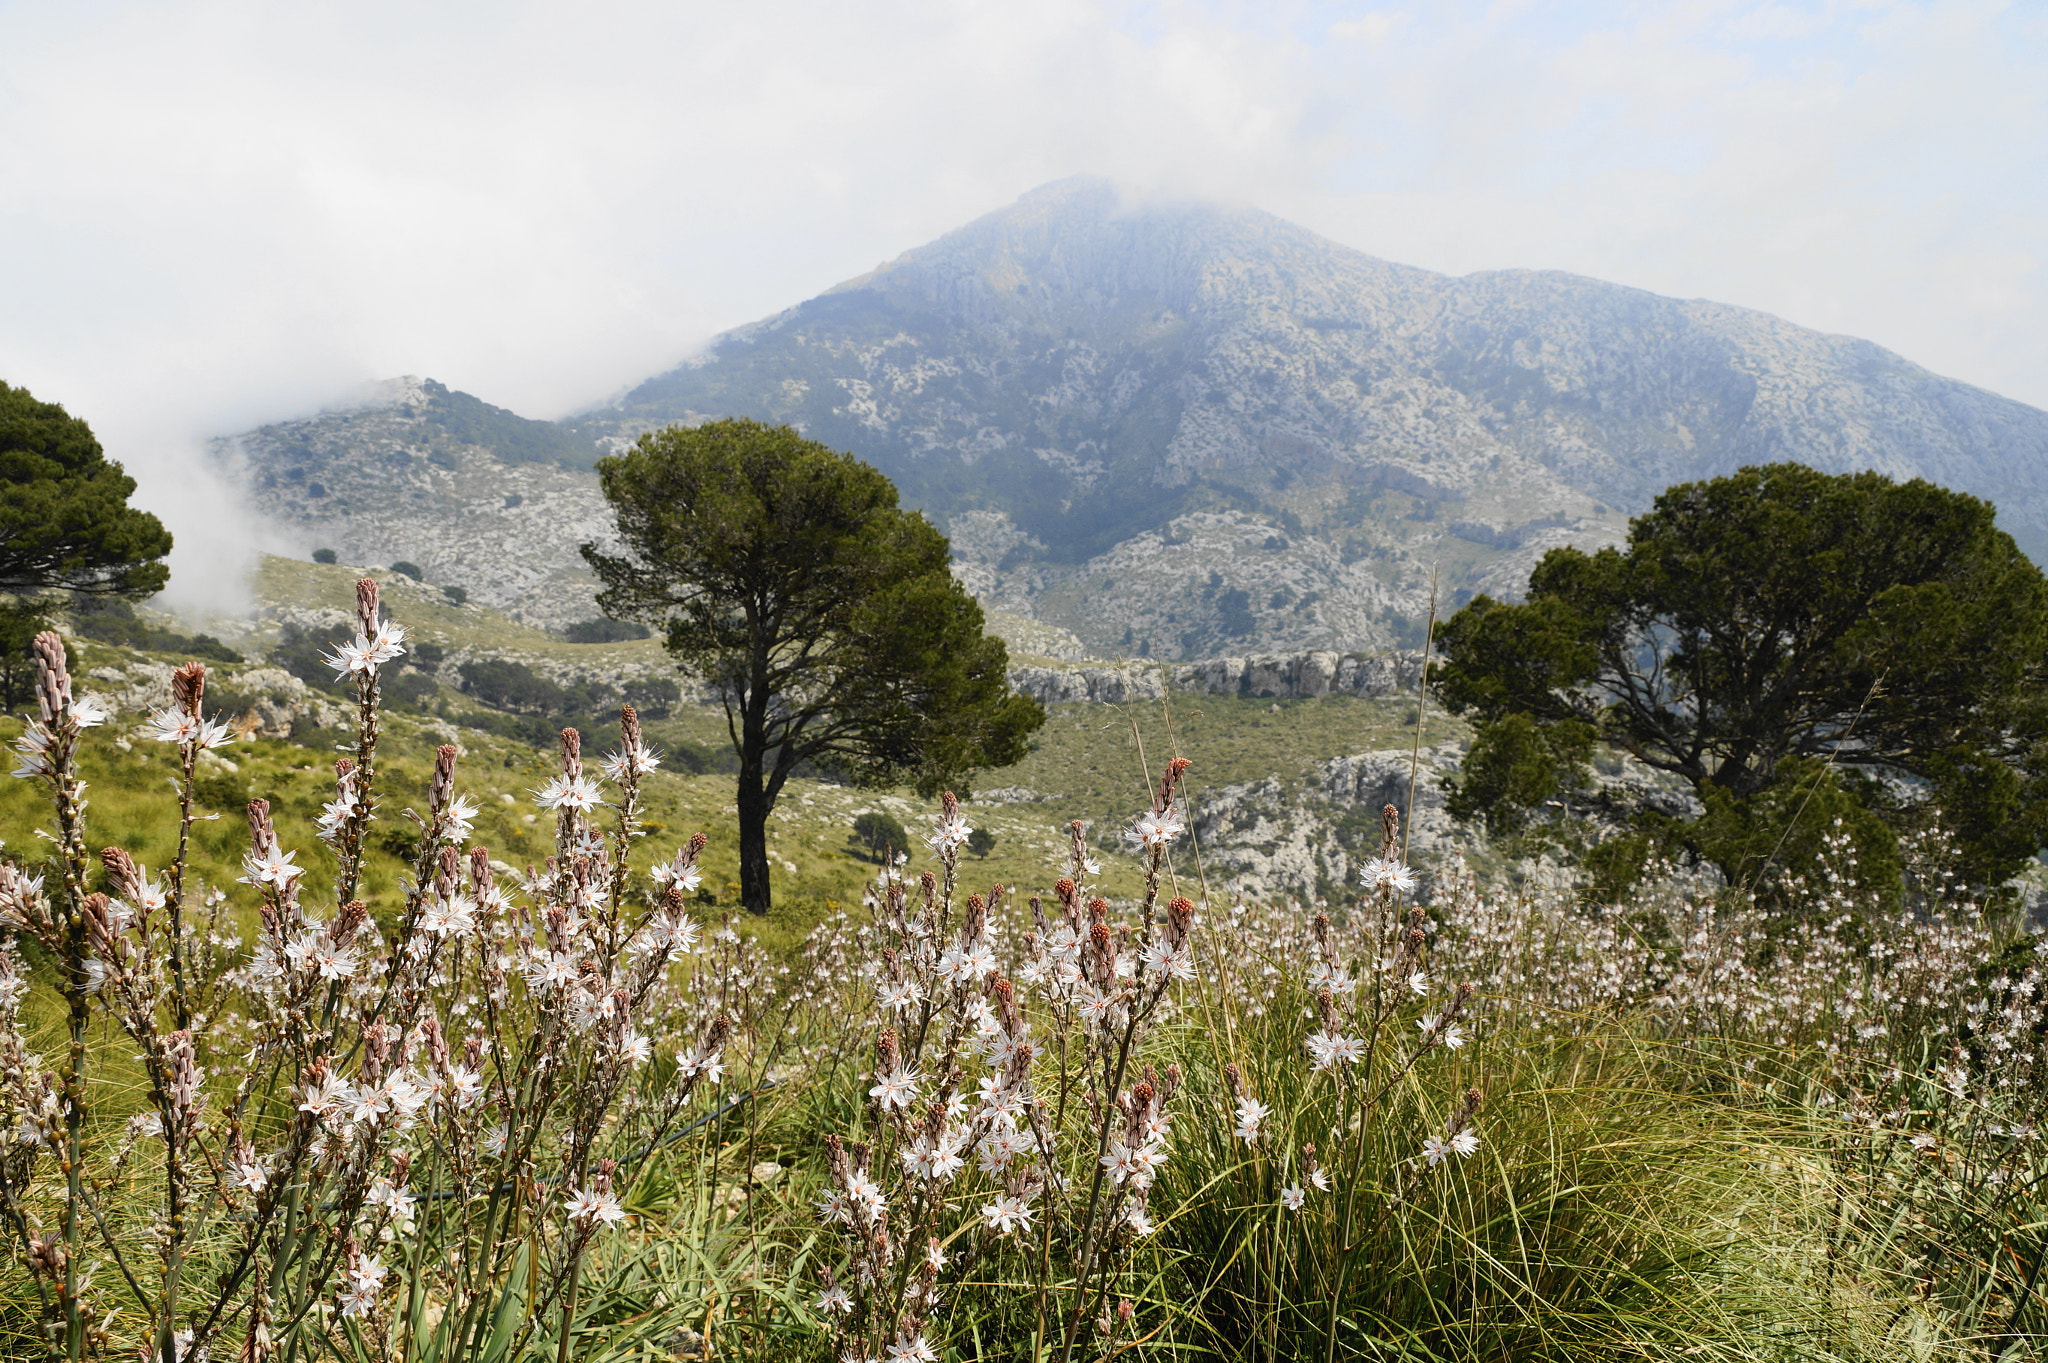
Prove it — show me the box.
[211,378,613,629]
[219,178,2048,656]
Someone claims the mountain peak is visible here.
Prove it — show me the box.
[226,186,2048,661]
[589,184,2048,657]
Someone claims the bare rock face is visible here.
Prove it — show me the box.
[1006,649,1429,706]
[214,379,614,632]
[1318,747,1469,868]
[1190,744,1470,900]
[85,662,348,738]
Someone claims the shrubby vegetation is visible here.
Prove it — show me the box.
[65,596,240,665]
[562,619,650,645]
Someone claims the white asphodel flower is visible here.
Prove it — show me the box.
[602,743,662,781]
[563,1186,627,1226]
[868,1063,925,1111]
[241,845,304,887]
[1360,857,1417,894]
[981,1193,1035,1235]
[1122,810,1185,852]
[323,623,406,679]
[924,811,972,854]
[1305,1030,1364,1071]
[144,706,232,749]
[532,774,605,812]
[67,695,110,728]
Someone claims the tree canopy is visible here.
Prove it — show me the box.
[0,381,173,598]
[583,418,1045,912]
[1431,463,2048,898]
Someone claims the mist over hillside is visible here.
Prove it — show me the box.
[220,178,2048,656]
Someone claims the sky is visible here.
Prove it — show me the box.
[0,0,2042,612]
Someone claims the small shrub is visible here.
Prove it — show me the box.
[564,618,652,644]
[461,657,567,714]
[189,769,244,810]
[66,594,241,662]
[665,739,738,776]
[287,713,343,748]
[311,547,338,564]
[966,827,996,859]
[851,810,909,862]
[269,621,352,693]
[622,675,681,719]
[383,669,438,711]
[390,560,424,581]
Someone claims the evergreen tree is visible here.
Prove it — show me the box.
[853,811,911,864]
[0,382,173,598]
[584,419,1045,911]
[1432,463,2048,898]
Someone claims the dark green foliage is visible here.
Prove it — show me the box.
[312,548,338,565]
[663,739,739,776]
[389,561,423,581]
[450,708,564,747]
[65,595,241,663]
[269,622,352,693]
[383,670,438,711]
[563,618,651,644]
[441,585,468,606]
[1216,587,1254,636]
[967,827,996,859]
[584,418,1046,911]
[190,770,245,812]
[623,677,680,719]
[0,597,57,709]
[1433,463,2048,897]
[456,657,668,720]
[461,658,564,715]
[852,811,910,863]
[0,381,173,597]
[287,713,345,748]
[416,379,601,468]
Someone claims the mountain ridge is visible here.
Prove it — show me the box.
[221,177,2048,653]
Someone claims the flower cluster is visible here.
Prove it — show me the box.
[814,759,1201,1362]
[0,588,762,1363]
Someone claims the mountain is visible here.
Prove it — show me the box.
[221,178,2048,655]
[211,378,614,628]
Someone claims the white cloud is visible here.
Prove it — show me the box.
[0,0,2042,612]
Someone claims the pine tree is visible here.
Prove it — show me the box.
[584,419,1045,911]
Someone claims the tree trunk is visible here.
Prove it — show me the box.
[736,743,773,914]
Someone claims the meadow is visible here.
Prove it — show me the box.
[0,582,2043,1362]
